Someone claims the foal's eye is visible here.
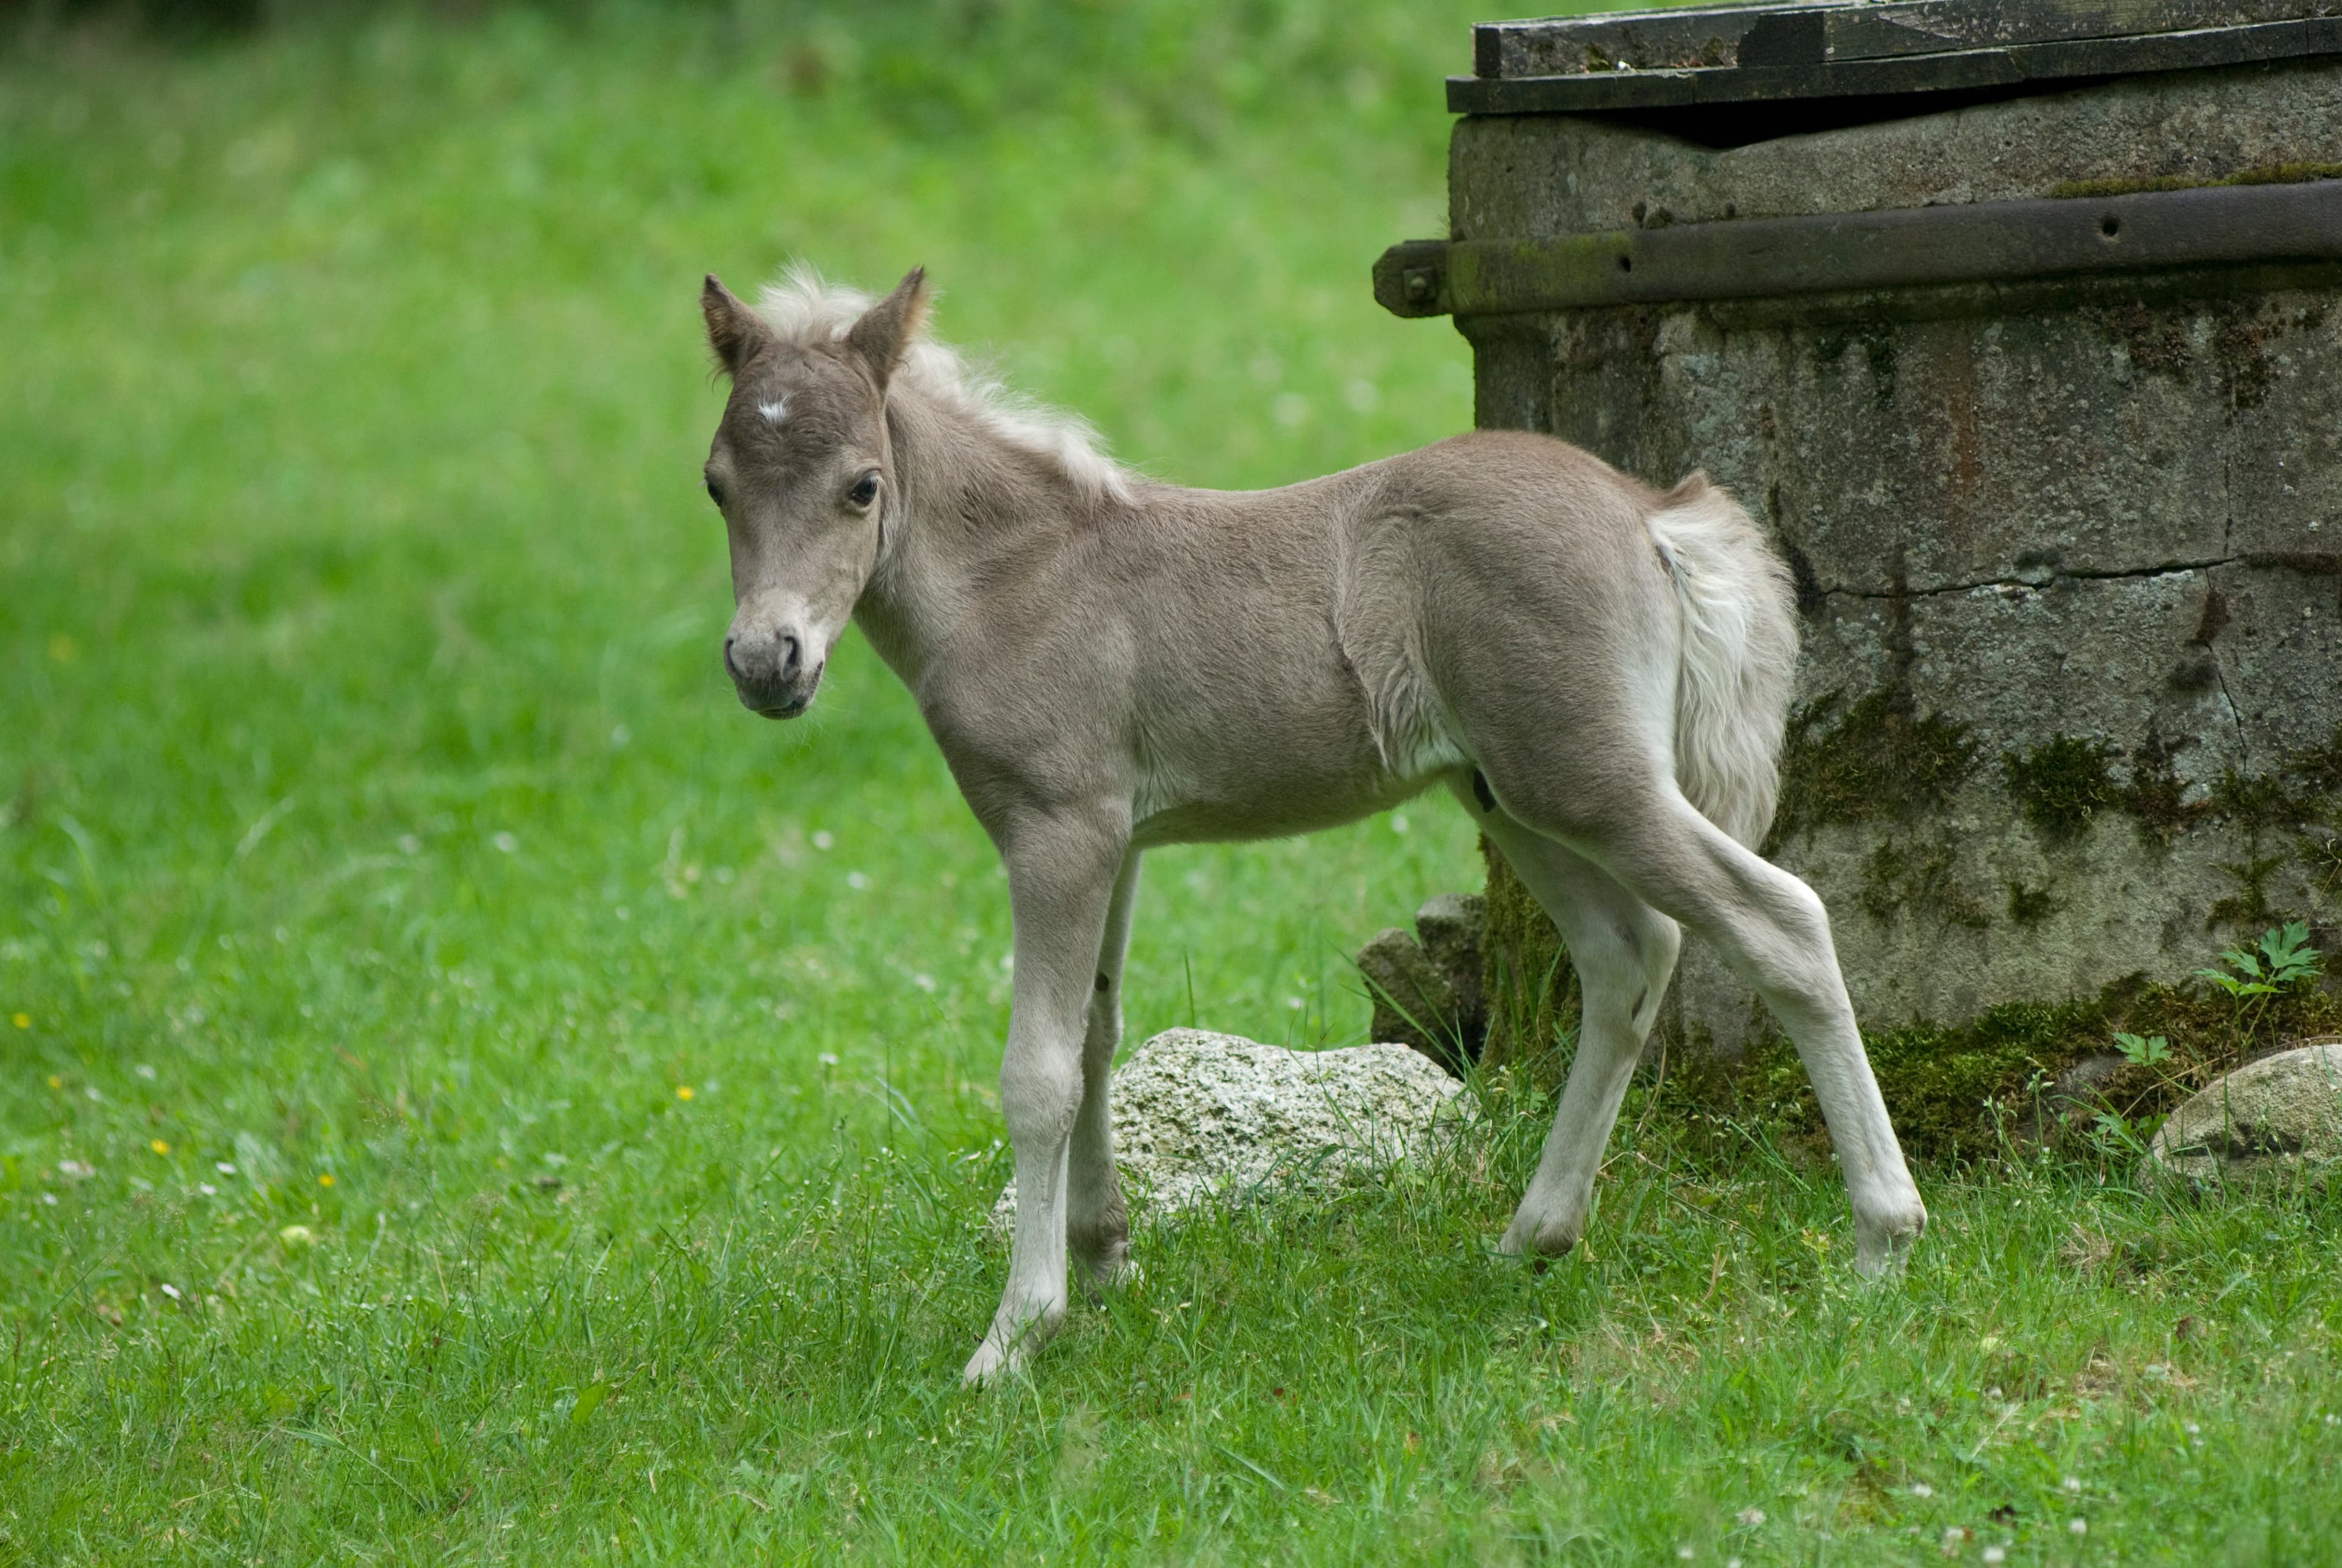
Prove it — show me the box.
[848,471,881,509]
[704,476,724,508]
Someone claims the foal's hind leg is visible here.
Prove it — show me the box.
[1467,800,1682,1259]
[1473,773,1927,1274]
[1067,851,1142,1291]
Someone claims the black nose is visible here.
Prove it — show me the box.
[724,631,805,688]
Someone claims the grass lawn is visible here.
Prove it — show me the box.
[6,5,2342,1561]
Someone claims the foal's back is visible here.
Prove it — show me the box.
[1087,429,1685,846]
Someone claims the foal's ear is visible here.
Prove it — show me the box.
[845,267,931,390]
[701,274,771,379]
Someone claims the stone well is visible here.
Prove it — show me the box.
[1377,0,2342,1075]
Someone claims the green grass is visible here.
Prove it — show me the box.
[7,7,2342,1562]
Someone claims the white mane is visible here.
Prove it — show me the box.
[756,265,1134,507]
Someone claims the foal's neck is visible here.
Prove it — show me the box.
[853,382,1125,689]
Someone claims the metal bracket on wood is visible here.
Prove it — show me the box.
[1373,177,2342,318]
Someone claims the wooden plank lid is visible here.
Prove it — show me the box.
[1457,0,2342,114]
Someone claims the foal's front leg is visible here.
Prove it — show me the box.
[964,812,1127,1387]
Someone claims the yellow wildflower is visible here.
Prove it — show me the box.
[318,1173,335,1187]
[12,1013,29,1029]
[675,1085,695,1101]
[150,1139,171,1155]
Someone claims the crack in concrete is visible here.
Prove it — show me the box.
[2207,565,2254,775]
[1821,557,2242,600]
[2215,435,2251,770]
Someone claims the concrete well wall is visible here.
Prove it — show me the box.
[1451,59,2342,1058]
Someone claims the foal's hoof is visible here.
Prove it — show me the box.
[961,1339,1022,1388]
[1852,1197,1928,1278]
[1073,1242,1139,1299]
[1497,1213,1581,1262]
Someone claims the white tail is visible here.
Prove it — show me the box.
[1644,474,1800,848]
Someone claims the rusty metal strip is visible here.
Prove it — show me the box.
[1372,178,2342,318]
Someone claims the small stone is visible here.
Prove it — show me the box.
[2142,1039,2342,1184]
[1356,926,1467,1074]
[1413,892,1487,1026]
[995,1028,1466,1226]
[1355,892,1488,1075]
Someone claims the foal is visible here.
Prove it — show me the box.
[697,265,1926,1384]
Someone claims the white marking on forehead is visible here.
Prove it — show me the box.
[757,398,788,425]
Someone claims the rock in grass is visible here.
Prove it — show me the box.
[2143,1038,2342,1184]
[994,1028,1467,1226]
[1413,892,1487,1028]
[1356,892,1488,1075]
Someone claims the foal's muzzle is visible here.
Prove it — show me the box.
[724,631,822,720]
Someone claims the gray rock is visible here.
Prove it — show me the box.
[995,1028,1467,1225]
[1414,892,1487,1026]
[1356,893,1488,1073]
[2014,1051,2131,1144]
[2144,1038,2342,1184]
[1357,926,1458,1071]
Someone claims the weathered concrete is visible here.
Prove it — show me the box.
[1450,57,2342,1054]
[1452,57,2342,240]
[994,1029,1466,1226]
[2144,1037,2342,1181]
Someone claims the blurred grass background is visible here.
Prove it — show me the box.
[10,4,2342,1563]
[1,0,1488,1158]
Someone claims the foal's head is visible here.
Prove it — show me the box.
[699,267,929,718]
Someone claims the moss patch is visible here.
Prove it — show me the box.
[2049,162,2342,200]
[1477,833,1580,1083]
[2120,723,2205,845]
[2004,735,2118,839]
[1858,839,1991,928]
[1655,969,2342,1166]
[2007,881,2058,926]
[1768,686,1977,850]
[2209,853,2290,931]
